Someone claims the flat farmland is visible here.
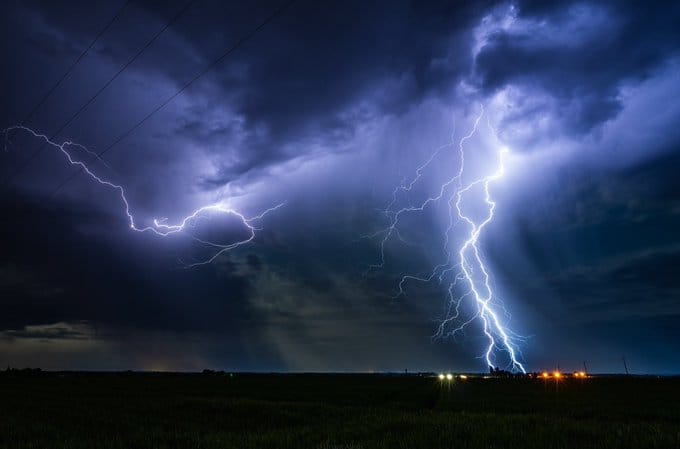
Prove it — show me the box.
[1,373,678,449]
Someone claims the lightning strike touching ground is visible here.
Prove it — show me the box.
[368,107,526,373]
[3,125,283,267]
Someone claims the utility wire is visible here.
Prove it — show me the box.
[50,0,297,197]
[3,0,132,177]
[4,0,197,187]
[15,0,133,130]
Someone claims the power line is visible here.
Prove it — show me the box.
[50,0,297,197]
[15,0,134,130]
[4,0,197,187]
[3,0,132,177]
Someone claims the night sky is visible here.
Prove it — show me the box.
[1,0,679,374]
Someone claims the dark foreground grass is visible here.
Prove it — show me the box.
[1,373,679,449]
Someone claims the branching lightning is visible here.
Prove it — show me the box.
[3,125,283,267]
[367,107,526,372]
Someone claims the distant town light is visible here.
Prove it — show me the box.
[553,371,562,379]
[542,372,549,379]
[438,373,445,380]
[446,373,453,381]
[459,375,468,380]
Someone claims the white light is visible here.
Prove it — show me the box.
[459,375,468,379]
[446,373,453,381]
[438,373,445,380]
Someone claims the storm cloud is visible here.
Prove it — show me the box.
[1,0,679,373]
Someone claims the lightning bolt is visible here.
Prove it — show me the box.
[3,125,283,267]
[367,107,526,373]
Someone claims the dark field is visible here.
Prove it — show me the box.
[1,373,679,449]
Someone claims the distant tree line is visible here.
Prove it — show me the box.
[3,366,43,376]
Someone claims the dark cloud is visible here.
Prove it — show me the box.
[1,0,679,372]
[475,0,680,133]
[0,191,255,333]
[1,321,94,341]
[547,246,680,322]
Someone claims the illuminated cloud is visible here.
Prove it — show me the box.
[0,0,678,372]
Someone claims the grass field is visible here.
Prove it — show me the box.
[1,372,678,449]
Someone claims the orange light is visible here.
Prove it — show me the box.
[553,371,562,379]
[542,372,549,379]
[578,371,586,378]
